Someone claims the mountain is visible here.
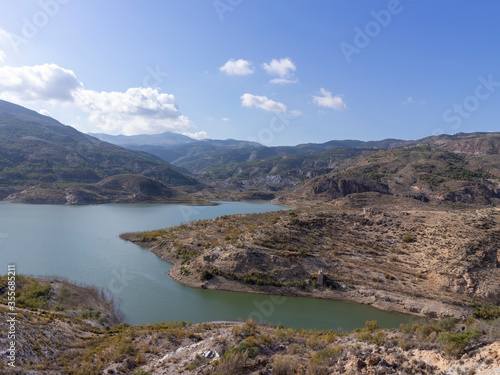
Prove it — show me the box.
[0,100,199,203]
[89,131,197,147]
[91,127,500,205]
[98,133,409,176]
[298,133,500,204]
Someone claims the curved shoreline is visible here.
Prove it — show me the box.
[120,233,472,320]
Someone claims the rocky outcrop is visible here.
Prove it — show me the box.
[306,176,391,199]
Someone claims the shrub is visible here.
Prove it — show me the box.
[310,346,341,366]
[200,270,213,281]
[402,233,415,243]
[473,305,500,320]
[214,350,248,375]
[232,319,258,338]
[438,329,482,356]
[272,354,300,375]
[365,321,379,332]
[15,279,52,309]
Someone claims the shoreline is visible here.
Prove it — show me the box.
[121,232,472,321]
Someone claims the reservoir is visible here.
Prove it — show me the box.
[0,201,413,330]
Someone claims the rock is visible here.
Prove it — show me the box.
[367,356,380,366]
[356,359,366,370]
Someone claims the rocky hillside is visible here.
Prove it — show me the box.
[1,277,499,374]
[4,174,206,205]
[295,133,500,205]
[123,196,500,320]
[155,132,500,205]
[0,100,199,203]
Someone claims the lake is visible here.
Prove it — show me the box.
[0,201,414,330]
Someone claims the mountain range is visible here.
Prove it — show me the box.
[96,126,500,205]
[0,99,499,205]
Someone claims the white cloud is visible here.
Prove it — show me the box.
[0,27,13,46]
[0,64,82,102]
[0,51,5,63]
[289,109,302,117]
[219,59,254,76]
[269,78,298,85]
[222,117,230,121]
[74,87,192,135]
[183,131,208,140]
[240,93,287,113]
[402,96,413,105]
[0,63,194,135]
[38,109,52,117]
[313,88,347,111]
[262,58,296,78]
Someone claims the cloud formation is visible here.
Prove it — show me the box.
[289,109,302,117]
[313,88,347,111]
[183,131,208,140]
[0,63,194,135]
[0,64,82,102]
[262,58,296,78]
[240,93,287,113]
[75,87,192,135]
[0,51,5,63]
[38,109,53,117]
[219,59,254,76]
[269,78,298,85]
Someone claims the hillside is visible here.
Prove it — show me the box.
[0,100,200,204]
[185,132,500,205]
[90,131,197,147]
[1,277,499,374]
[299,133,500,205]
[123,197,500,320]
[97,131,412,175]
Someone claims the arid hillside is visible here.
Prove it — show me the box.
[124,195,500,319]
[1,279,500,374]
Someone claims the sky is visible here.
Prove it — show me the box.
[0,0,499,146]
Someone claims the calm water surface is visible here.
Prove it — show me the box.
[0,201,414,330]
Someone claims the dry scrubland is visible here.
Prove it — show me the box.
[1,297,499,374]
[124,195,500,319]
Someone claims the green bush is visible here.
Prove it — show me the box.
[200,270,213,281]
[438,329,482,356]
[473,305,500,320]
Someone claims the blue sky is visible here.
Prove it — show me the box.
[0,0,499,145]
